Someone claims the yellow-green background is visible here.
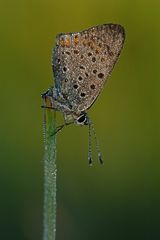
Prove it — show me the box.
[1,0,160,239]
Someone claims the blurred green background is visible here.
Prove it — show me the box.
[0,0,160,239]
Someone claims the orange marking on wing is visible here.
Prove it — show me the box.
[65,38,71,47]
[83,39,87,46]
[87,41,94,49]
[60,39,65,47]
[59,38,71,47]
[95,47,101,54]
[74,35,79,45]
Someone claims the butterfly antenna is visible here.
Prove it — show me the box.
[89,118,103,165]
[88,121,93,165]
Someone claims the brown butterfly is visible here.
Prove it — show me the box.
[42,24,125,164]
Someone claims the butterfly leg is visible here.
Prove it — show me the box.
[51,121,74,136]
[51,111,75,136]
[41,105,54,110]
[42,103,74,136]
[51,124,65,136]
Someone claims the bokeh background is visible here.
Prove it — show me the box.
[0,0,160,239]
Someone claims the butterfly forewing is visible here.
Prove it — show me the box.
[52,24,125,112]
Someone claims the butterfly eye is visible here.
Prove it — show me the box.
[77,114,85,123]
[77,114,88,125]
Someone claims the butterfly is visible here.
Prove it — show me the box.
[42,24,125,164]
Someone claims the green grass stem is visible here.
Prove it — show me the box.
[43,98,57,240]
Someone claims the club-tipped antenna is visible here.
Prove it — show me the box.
[88,121,93,165]
[88,118,103,165]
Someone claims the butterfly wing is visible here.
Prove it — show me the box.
[52,24,125,112]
